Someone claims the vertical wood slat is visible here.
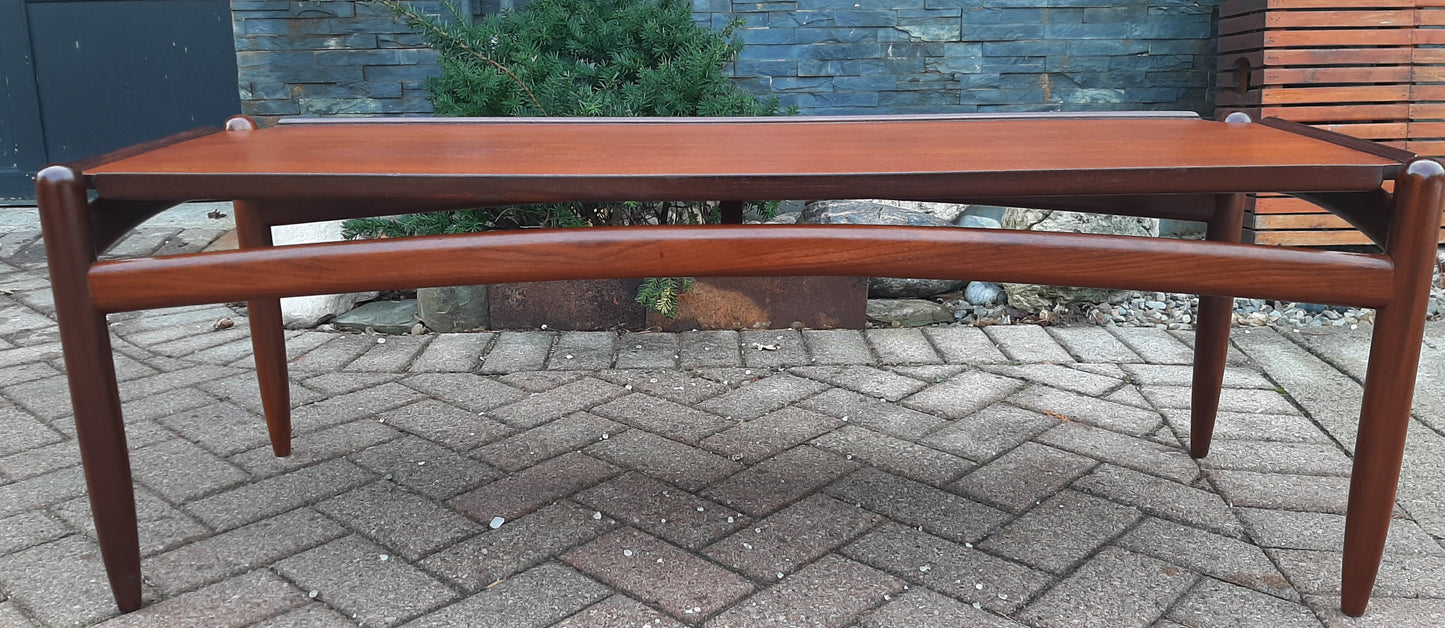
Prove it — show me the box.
[1216,0,1443,246]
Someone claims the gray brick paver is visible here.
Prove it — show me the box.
[706,554,902,628]
[1268,548,1445,597]
[449,451,618,522]
[92,570,308,628]
[951,442,1095,513]
[549,331,617,371]
[1048,324,1144,363]
[1009,385,1163,435]
[54,487,211,557]
[695,373,829,421]
[419,501,617,592]
[1038,422,1199,485]
[563,527,753,621]
[554,594,688,628]
[1207,469,1352,514]
[789,364,926,401]
[700,406,842,464]
[350,435,502,501]
[590,393,732,445]
[274,535,457,627]
[701,494,881,581]
[144,507,346,596]
[473,411,622,472]
[1117,517,1297,601]
[864,327,942,364]
[185,459,375,531]
[859,588,1026,628]
[922,325,1008,364]
[812,424,974,485]
[980,489,1141,574]
[795,388,944,440]
[0,602,37,627]
[841,522,1051,615]
[1237,508,1445,556]
[801,329,873,365]
[487,377,628,428]
[0,511,69,557]
[984,325,1073,363]
[1016,546,1199,628]
[0,536,121,627]
[704,445,858,517]
[902,370,1026,420]
[372,399,515,452]
[739,329,809,368]
[316,482,483,561]
[344,335,432,372]
[402,562,610,628]
[614,333,680,370]
[398,373,526,413]
[1108,326,1195,364]
[249,603,356,628]
[587,428,743,492]
[596,369,731,405]
[10,292,1441,628]
[922,403,1057,462]
[1073,465,1244,538]
[230,419,401,478]
[479,331,554,373]
[575,472,748,550]
[827,467,1009,545]
[679,330,742,368]
[408,332,492,372]
[1167,578,1322,628]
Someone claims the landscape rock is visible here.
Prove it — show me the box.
[418,285,489,332]
[868,277,967,299]
[1001,208,1159,313]
[866,299,954,327]
[273,221,378,327]
[964,281,1006,306]
[958,215,1002,230]
[332,299,420,334]
[801,200,957,228]
[804,200,968,298]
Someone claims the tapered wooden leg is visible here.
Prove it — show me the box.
[36,166,142,612]
[1190,193,1248,458]
[1341,158,1445,616]
[233,201,292,457]
[222,116,291,457]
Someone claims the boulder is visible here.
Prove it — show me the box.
[803,200,968,297]
[1001,209,1158,313]
[273,221,378,328]
[332,299,419,334]
[418,285,489,332]
[802,199,959,227]
[866,299,954,327]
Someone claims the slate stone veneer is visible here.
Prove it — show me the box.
[231,0,1219,124]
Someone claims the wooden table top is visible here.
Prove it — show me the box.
[82,115,1403,202]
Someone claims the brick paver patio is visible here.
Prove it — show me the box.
[0,207,1443,626]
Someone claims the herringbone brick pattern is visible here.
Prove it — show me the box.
[0,223,1443,627]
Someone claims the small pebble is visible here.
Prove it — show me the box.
[624,549,633,557]
[593,511,602,520]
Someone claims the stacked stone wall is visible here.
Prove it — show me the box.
[232,0,1219,123]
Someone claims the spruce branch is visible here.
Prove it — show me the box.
[373,0,548,115]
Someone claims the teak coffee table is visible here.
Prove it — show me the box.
[37,113,1442,617]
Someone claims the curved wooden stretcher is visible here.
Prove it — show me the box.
[37,112,1442,617]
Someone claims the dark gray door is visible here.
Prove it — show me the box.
[0,0,240,202]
